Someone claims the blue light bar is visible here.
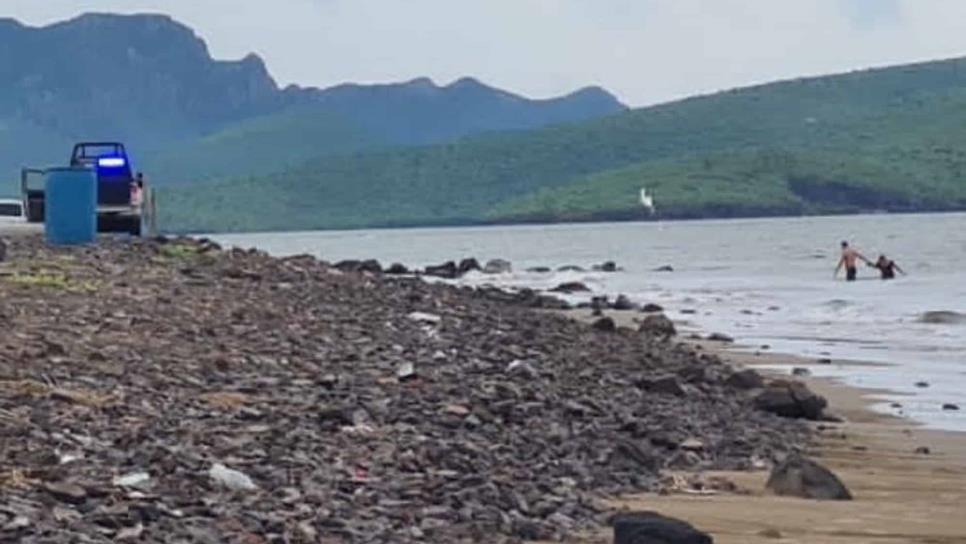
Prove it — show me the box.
[98,157,126,168]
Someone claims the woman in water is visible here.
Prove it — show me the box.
[870,254,905,280]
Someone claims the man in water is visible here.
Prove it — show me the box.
[834,241,870,282]
[870,254,905,280]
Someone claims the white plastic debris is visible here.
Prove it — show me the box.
[208,463,258,492]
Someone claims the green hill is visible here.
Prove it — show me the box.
[159,56,966,233]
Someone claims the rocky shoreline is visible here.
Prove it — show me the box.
[0,236,810,542]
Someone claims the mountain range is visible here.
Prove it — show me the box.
[0,13,625,185]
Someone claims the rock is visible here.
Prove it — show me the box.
[726,369,764,390]
[919,310,966,325]
[557,265,585,272]
[915,381,930,388]
[385,263,410,275]
[680,309,697,315]
[591,296,609,316]
[116,523,144,541]
[612,511,713,544]
[817,358,832,364]
[482,259,512,274]
[442,404,471,417]
[527,266,551,273]
[915,446,931,455]
[42,482,87,504]
[639,314,676,337]
[641,303,664,313]
[209,463,258,492]
[640,376,686,397]
[334,259,382,274]
[791,367,811,377]
[706,333,733,343]
[942,403,960,411]
[408,311,442,325]
[0,238,6,262]
[549,281,591,294]
[680,438,704,452]
[3,515,30,531]
[754,380,827,420]
[613,294,638,311]
[458,258,482,275]
[765,454,852,500]
[397,362,417,381]
[506,360,538,379]
[423,261,458,279]
[592,317,617,333]
[757,528,782,539]
[112,472,151,489]
[594,261,618,272]
[653,265,675,272]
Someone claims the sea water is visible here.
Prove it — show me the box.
[214,212,966,431]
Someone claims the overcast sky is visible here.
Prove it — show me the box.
[5,0,966,106]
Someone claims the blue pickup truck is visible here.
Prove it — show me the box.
[22,142,155,236]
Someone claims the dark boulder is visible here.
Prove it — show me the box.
[482,258,512,274]
[549,281,591,294]
[613,294,638,311]
[592,317,617,333]
[641,303,664,313]
[334,259,382,274]
[639,314,676,338]
[594,261,619,272]
[943,403,960,411]
[557,265,585,272]
[725,369,764,390]
[457,258,482,276]
[423,261,458,279]
[754,380,827,420]
[612,511,713,544]
[591,296,610,316]
[706,332,734,343]
[653,265,675,272]
[527,266,552,273]
[385,263,410,275]
[639,376,685,397]
[766,454,852,500]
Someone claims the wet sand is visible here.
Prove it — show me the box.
[568,309,966,544]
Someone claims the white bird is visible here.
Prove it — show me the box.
[640,188,655,214]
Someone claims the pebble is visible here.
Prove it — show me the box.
[112,472,151,489]
[208,463,258,492]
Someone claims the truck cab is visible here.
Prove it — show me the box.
[70,142,135,206]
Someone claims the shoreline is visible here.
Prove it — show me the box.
[567,308,966,543]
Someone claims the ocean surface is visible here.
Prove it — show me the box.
[213,213,966,432]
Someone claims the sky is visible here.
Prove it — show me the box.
[5,0,966,107]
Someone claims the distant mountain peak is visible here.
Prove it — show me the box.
[448,76,486,89]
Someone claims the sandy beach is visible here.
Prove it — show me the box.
[570,309,966,544]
